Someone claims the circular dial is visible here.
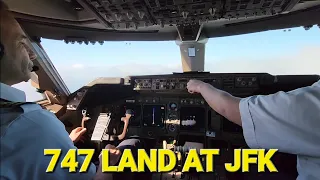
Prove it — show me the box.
[168,124,176,132]
[169,103,177,110]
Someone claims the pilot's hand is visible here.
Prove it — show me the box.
[121,114,131,124]
[69,127,87,143]
[187,79,207,94]
[99,144,122,166]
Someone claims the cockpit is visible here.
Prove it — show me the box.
[3,0,320,179]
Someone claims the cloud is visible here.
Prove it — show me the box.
[72,64,85,69]
[206,46,320,75]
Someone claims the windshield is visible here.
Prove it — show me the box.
[41,26,320,93]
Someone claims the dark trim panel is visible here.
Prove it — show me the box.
[17,6,320,41]
[12,11,99,25]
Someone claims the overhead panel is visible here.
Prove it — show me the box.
[83,0,299,31]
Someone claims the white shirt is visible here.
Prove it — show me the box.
[0,83,96,180]
[240,80,320,180]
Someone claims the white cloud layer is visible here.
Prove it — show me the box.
[13,45,320,98]
[54,46,320,92]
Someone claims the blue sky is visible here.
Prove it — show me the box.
[41,26,319,67]
[13,26,320,100]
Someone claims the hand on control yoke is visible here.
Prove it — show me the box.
[70,109,90,143]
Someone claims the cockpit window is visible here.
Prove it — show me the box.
[41,26,320,93]
[205,26,320,75]
[13,80,46,102]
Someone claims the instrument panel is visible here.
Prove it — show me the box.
[65,73,319,179]
[120,95,209,138]
[67,73,320,143]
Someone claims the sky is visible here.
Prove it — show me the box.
[13,26,320,101]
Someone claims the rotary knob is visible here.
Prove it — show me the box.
[168,124,176,132]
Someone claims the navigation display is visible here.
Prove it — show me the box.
[143,105,165,127]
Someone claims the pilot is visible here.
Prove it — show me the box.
[186,78,320,179]
[0,1,140,179]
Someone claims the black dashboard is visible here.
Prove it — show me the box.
[66,72,319,145]
[65,72,318,179]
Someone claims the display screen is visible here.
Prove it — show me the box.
[180,107,205,131]
[143,105,166,127]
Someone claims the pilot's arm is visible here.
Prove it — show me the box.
[187,79,320,156]
[0,108,96,180]
[239,81,320,156]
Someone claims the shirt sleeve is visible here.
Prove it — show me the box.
[2,109,97,180]
[239,81,320,157]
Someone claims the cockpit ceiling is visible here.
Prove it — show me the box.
[5,0,320,41]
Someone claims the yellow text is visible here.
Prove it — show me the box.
[225,149,278,172]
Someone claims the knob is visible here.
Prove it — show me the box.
[168,124,176,132]
[169,103,177,110]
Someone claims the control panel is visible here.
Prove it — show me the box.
[134,78,189,90]
[67,88,88,110]
[133,74,260,91]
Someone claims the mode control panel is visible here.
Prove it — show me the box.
[235,76,258,88]
[134,78,189,90]
[180,98,205,106]
[134,79,152,90]
[132,74,260,91]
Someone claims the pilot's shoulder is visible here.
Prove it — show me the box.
[1,103,66,138]
[20,103,64,126]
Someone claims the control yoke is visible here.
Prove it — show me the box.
[117,109,133,140]
[81,109,91,128]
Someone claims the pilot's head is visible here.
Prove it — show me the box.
[0,0,37,86]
